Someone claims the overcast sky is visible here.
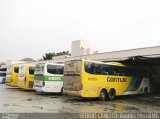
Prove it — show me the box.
[0,0,160,62]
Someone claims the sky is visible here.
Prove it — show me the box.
[0,0,160,62]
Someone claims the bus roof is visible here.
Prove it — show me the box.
[19,63,35,67]
[37,62,64,66]
[67,58,126,67]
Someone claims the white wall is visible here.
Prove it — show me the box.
[71,40,91,56]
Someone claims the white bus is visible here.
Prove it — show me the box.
[34,63,64,93]
[0,67,7,84]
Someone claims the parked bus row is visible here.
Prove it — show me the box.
[5,63,64,93]
[4,59,150,100]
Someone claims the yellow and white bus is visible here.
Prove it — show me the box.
[18,64,35,90]
[6,64,19,87]
[63,59,150,100]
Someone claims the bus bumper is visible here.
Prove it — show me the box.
[63,90,84,97]
[6,82,18,87]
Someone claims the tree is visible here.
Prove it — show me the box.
[42,51,70,60]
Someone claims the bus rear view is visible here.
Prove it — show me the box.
[34,63,64,93]
[63,60,84,97]
[6,65,19,87]
[18,64,35,90]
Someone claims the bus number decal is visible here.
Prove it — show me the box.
[48,77,61,81]
[88,77,97,81]
[107,77,127,82]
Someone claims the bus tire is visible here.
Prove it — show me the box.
[144,87,148,96]
[108,88,116,100]
[99,89,107,101]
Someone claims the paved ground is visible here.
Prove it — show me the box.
[1,84,160,118]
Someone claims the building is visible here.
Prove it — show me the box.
[6,58,37,66]
[71,40,97,56]
[20,58,37,63]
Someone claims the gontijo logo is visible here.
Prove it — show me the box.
[107,77,127,82]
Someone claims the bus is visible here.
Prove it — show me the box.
[0,67,7,84]
[34,63,64,93]
[63,59,150,101]
[18,64,35,90]
[6,64,19,87]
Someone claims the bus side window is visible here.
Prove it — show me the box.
[101,65,111,75]
[121,68,126,76]
[112,66,121,76]
[14,67,19,73]
[47,65,52,74]
[93,64,101,74]
[84,62,95,74]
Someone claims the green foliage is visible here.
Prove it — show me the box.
[42,51,70,60]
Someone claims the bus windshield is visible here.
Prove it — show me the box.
[64,61,81,76]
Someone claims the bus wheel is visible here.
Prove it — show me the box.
[144,87,148,96]
[108,89,116,100]
[99,89,107,101]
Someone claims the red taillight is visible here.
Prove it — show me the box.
[24,77,27,82]
[43,81,45,87]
